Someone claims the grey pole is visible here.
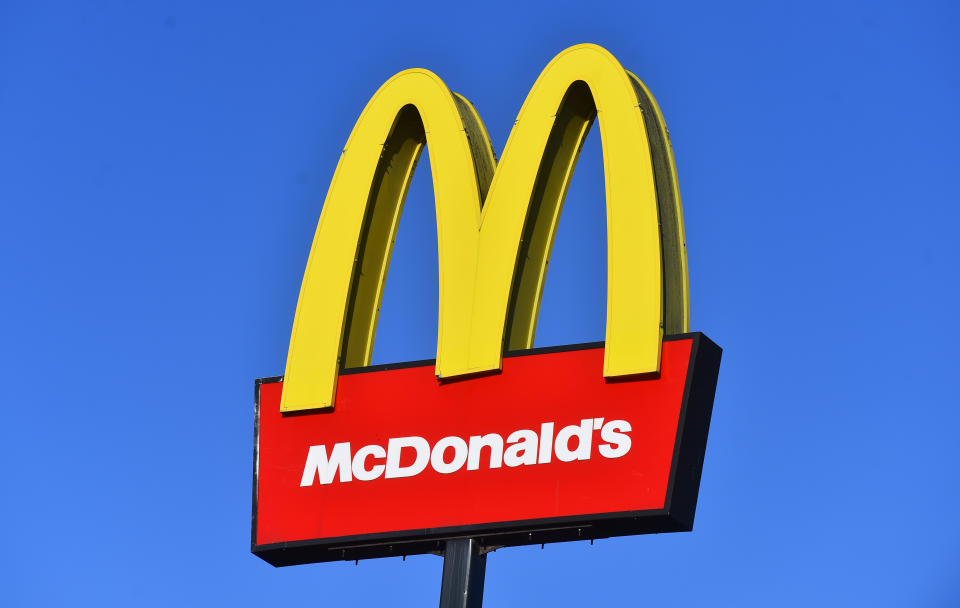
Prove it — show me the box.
[438,538,486,608]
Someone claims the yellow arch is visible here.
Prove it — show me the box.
[281,44,688,412]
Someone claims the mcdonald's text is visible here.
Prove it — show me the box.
[300,417,633,486]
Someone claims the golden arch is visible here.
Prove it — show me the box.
[282,44,688,412]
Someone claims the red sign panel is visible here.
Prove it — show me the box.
[252,333,720,566]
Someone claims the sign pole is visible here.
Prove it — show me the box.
[438,538,486,608]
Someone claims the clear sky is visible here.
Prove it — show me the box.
[2,1,958,605]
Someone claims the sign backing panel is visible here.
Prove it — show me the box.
[253,333,720,567]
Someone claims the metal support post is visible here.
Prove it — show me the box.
[439,538,486,608]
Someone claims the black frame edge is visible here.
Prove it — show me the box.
[662,333,722,529]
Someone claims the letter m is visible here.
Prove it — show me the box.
[281,44,689,411]
[300,443,352,486]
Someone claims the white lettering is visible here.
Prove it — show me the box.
[467,433,504,471]
[300,442,352,486]
[598,420,632,458]
[538,422,554,464]
[554,418,593,462]
[351,444,386,481]
[385,436,430,479]
[299,416,634,487]
[431,436,469,474]
[503,429,539,467]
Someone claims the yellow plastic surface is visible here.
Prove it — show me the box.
[281,44,689,412]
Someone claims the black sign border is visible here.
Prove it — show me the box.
[251,332,721,567]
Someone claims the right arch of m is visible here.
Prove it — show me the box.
[281,44,689,412]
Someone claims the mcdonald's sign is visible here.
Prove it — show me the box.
[252,44,721,567]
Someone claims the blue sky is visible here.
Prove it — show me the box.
[2,1,958,605]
